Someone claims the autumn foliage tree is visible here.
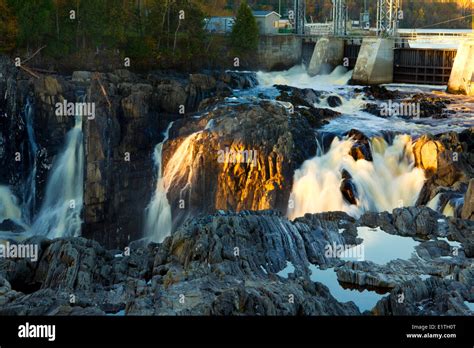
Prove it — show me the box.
[0,0,18,53]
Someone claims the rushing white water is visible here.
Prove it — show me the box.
[255,66,474,136]
[144,124,202,243]
[31,107,84,238]
[23,98,38,223]
[257,65,352,91]
[0,186,23,224]
[289,134,426,219]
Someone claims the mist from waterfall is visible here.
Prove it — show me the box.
[288,134,426,219]
[31,101,85,239]
[144,124,202,243]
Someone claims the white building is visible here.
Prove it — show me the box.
[252,11,281,35]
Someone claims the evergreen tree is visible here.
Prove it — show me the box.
[230,1,259,54]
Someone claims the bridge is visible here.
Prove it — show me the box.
[288,0,474,94]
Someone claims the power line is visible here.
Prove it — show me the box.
[418,13,474,29]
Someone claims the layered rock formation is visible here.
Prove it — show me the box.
[414,129,474,219]
[161,100,317,229]
[0,208,472,315]
[0,54,259,248]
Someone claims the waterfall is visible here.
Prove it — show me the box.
[288,134,426,219]
[23,97,38,223]
[0,186,22,224]
[31,98,85,239]
[144,126,201,243]
[144,123,174,243]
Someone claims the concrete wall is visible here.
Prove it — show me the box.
[448,40,474,96]
[307,37,344,76]
[256,35,302,71]
[352,38,394,85]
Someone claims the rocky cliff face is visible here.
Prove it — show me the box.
[0,54,259,248]
[0,207,472,315]
[161,100,317,230]
[414,129,474,219]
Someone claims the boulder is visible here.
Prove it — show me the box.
[327,95,343,108]
[346,129,373,161]
[412,135,444,174]
[340,169,358,205]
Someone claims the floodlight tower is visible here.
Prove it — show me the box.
[332,0,347,36]
[376,0,401,36]
[294,0,306,35]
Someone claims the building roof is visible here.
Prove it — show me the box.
[207,16,235,20]
[252,11,281,18]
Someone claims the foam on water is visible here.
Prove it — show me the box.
[289,134,426,219]
[257,65,352,91]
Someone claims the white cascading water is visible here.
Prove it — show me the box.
[0,186,23,224]
[144,124,201,243]
[257,65,352,90]
[23,97,38,223]
[31,100,85,239]
[288,134,426,219]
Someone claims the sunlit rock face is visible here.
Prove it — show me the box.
[415,129,474,213]
[160,101,317,230]
[412,135,445,175]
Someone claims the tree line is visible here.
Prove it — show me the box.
[0,0,470,70]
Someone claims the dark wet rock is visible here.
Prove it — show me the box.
[297,107,341,128]
[363,103,382,117]
[0,210,364,315]
[275,85,322,108]
[0,208,472,315]
[359,86,399,100]
[274,85,341,129]
[373,277,472,315]
[162,101,317,229]
[391,207,443,239]
[327,95,343,108]
[404,94,451,119]
[336,260,421,289]
[345,129,373,161]
[340,169,358,205]
[0,219,25,233]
